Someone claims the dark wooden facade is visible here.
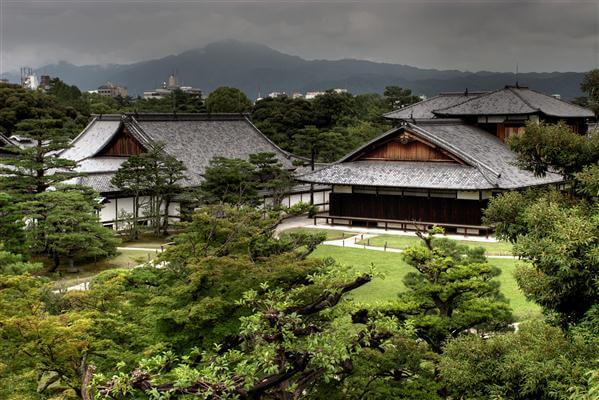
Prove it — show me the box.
[360,137,456,162]
[350,131,464,163]
[330,192,486,226]
[98,126,146,156]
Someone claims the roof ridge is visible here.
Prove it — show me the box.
[126,117,155,147]
[0,132,16,147]
[524,87,596,114]
[506,87,539,112]
[382,94,444,118]
[406,122,501,181]
[59,116,99,156]
[242,116,296,162]
[432,88,501,114]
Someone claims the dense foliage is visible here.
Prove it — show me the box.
[251,87,412,162]
[197,152,293,207]
[574,69,599,115]
[111,142,187,239]
[205,86,253,113]
[485,121,599,328]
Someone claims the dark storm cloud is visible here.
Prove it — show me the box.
[1,0,597,74]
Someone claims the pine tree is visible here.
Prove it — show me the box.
[27,188,119,272]
[0,118,80,196]
[393,227,513,352]
[111,143,186,238]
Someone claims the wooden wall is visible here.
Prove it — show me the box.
[99,126,145,157]
[330,192,486,226]
[360,139,455,162]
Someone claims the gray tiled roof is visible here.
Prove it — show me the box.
[74,173,118,193]
[299,120,563,190]
[77,157,126,173]
[434,86,594,118]
[297,161,493,189]
[62,114,296,193]
[384,92,488,120]
[0,133,15,147]
[60,119,122,161]
[135,118,294,187]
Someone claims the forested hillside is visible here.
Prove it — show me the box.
[1,41,589,99]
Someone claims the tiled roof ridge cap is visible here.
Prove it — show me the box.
[406,122,501,182]
[507,87,539,112]
[438,90,490,95]
[126,116,156,147]
[523,87,596,114]
[242,115,296,161]
[58,116,99,156]
[93,113,250,121]
[431,89,500,114]
[382,94,443,118]
[412,118,465,125]
[0,132,18,147]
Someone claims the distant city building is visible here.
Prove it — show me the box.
[18,68,56,92]
[97,82,128,98]
[267,91,286,98]
[21,73,38,90]
[291,92,304,99]
[305,91,325,100]
[143,74,201,99]
[0,79,9,84]
[332,88,348,94]
[39,75,53,91]
[551,94,561,100]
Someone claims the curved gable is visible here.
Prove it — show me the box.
[96,124,147,157]
[341,126,468,165]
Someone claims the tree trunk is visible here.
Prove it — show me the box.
[67,257,77,273]
[154,196,162,238]
[133,194,139,240]
[162,196,171,236]
[309,148,315,206]
[48,251,60,273]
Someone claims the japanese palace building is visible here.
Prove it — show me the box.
[61,113,328,226]
[299,86,594,233]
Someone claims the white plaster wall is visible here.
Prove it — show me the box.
[333,185,352,193]
[457,191,480,200]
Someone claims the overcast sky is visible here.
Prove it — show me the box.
[1,0,598,74]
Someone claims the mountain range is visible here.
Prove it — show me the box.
[2,40,588,100]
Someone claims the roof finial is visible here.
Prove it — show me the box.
[515,63,519,88]
[464,88,469,96]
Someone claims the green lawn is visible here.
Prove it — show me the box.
[310,245,540,321]
[47,249,158,288]
[280,227,356,241]
[356,234,513,256]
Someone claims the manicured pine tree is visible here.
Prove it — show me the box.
[0,118,80,196]
[111,142,186,238]
[27,188,119,272]
[393,227,512,353]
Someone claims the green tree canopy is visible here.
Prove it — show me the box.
[440,321,597,399]
[0,118,81,195]
[24,187,119,271]
[509,121,599,178]
[383,85,421,110]
[485,121,599,328]
[383,228,512,352]
[205,86,252,113]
